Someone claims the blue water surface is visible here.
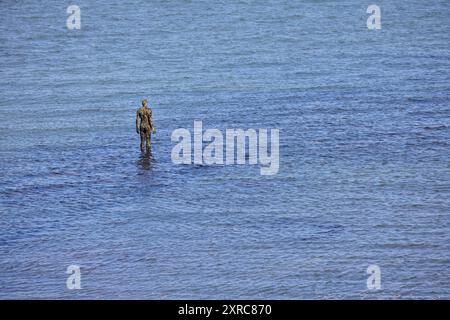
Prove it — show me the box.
[0,0,449,299]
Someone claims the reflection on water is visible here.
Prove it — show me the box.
[137,148,153,171]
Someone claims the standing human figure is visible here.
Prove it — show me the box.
[136,99,155,151]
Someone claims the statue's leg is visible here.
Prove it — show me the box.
[146,132,151,150]
[140,130,145,151]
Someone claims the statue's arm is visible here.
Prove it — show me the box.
[136,110,140,133]
[150,110,155,133]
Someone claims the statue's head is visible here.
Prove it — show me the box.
[142,99,148,107]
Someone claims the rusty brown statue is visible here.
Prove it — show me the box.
[136,99,155,151]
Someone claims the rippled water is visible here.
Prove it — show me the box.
[0,0,449,299]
